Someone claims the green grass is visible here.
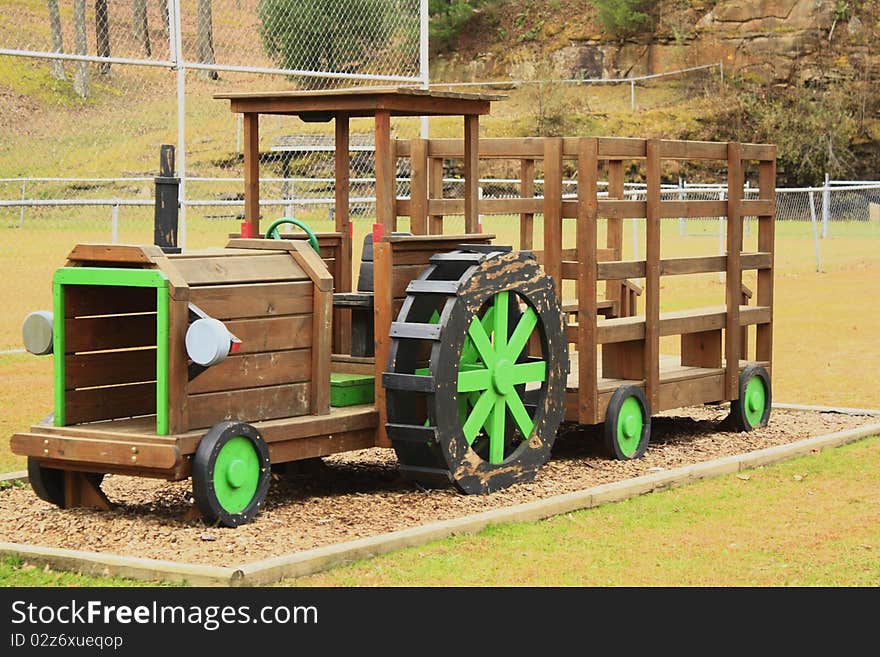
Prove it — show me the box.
[0,555,168,586]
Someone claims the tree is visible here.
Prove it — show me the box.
[590,0,656,40]
[73,0,88,98]
[197,0,219,80]
[96,0,111,75]
[133,0,151,57]
[429,0,482,53]
[258,0,394,88]
[47,0,65,81]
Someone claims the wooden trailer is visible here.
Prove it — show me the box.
[11,88,776,526]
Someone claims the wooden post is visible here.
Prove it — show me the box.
[520,159,535,249]
[577,138,599,425]
[725,142,744,399]
[372,241,393,447]
[644,140,661,412]
[64,471,111,510]
[410,138,429,234]
[606,159,625,313]
[463,114,480,233]
[243,112,260,235]
[335,113,352,355]
[375,110,395,234]
[756,154,776,363]
[429,157,444,234]
[543,138,563,295]
[165,294,189,434]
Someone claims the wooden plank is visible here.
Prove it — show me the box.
[520,159,535,249]
[175,254,308,286]
[428,157,444,235]
[11,433,179,470]
[597,260,646,281]
[224,315,313,353]
[166,294,189,434]
[598,253,770,280]
[290,240,334,292]
[268,428,376,464]
[660,200,727,218]
[243,112,260,234]
[64,314,156,353]
[188,281,313,319]
[597,199,647,219]
[417,197,546,216]
[312,280,332,415]
[392,263,431,298]
[188,382,311,430]
[463,114,481,233]
[187,349,312,395]
[741,199,774,217]
[756,157,776,363]
[681,330,722,368]
[409,137,429,234]
[331,354,376,375]
[659,140,727,160]
[576,138,599,424]
[595,316,646,344]
[543,137,564,294]
[644,139,662,411]
[658,373,725,412]
[65,382,156,426]
[606,159,625,314]
[67,244,163,264]
[65,349,156,390]
[253,405,379,444]
[423,137,546,159]
[596,137,646,159]
[64,285,155,318]
[740,143,777,161]
[384,233,492,246]
[725,142,744,400]
[602,340,644,381]
[375,110,395,232]
[373,241,393,447]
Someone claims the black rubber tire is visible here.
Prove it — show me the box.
[192,421,271,527]
[728,364,772,432]
[385,247,568,494]
[603,385,651,460]
[27,458,105,508]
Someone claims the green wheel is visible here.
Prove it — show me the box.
[729,364,771,431]
[192,422,271,527]
[604,385,651,460]
[264,217,320,254]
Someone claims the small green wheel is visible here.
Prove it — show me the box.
[604,385,651,460]
[192,422,271,527]
[264,217,320,254]
[729,364,771,431]
[27,458,104,508]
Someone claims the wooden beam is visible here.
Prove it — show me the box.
[644,139,661,412]
[577,138,599,424]
[409,138,429,234]
[543,138,564,294]
[372,241,393,447]
[374,110,395,232]
[334,112,352,355]
[756,155,776,362]
[428,157,444,234]
[243,112,260,235]
[463,114,480,233]
[520,159,535,249]
[725,142,744,400]
[605,159,625,317]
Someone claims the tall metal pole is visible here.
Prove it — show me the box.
[419,0,429,138]
[171,0,187,249]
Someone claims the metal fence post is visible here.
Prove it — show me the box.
[18,180,25,227]
[678,177,685,236]
[630,80,635,111]
[808,191,823,272]
[718,189,726,283]
[821,172,830,238]
[111,201,119,243]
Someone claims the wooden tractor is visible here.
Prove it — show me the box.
[11,89,776,526]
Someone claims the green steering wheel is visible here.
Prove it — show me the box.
[264,217,320,254]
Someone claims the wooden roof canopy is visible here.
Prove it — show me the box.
[214,87,503,238]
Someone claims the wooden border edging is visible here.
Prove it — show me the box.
[0,403,878,586]
[0,470,27,484]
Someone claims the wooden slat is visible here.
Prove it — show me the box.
[605,159,625,316]
[373,241,393,448]
[644,139,662,411]
[597,199,647,219]
[67,244,163,264]
[188,382,311,430]
[312,280,332,415]
[64,314,156,353]
[660,200,727,218]
[543,138,563,294]
[188,281,312,319]
[335,114,353,355]
[741,199,774,217]
[375,110,395,232]
[268,428,376,464]
[166,293,189,434]
[64,285,155,317]
[596,137,646,158]
[174,254,307,286]
[520,159,535,249]
[414,197,546,216]
[392,264,431,298]
[224,315,313,353]
[65,349,156,390]
[681,330,722,368]
[577,138,599,424]
[659,140,728,160]
[756,157,776,362]
[657,373,725,412]
[10,433,179,469]
[598,253,771,280]
[66,382,156,425]
[725,142,744,400]
[740,143,777,161]
[463,114,480,233]
[598,260,646,281]
[429,157,444,235]
[594,316,645,344]
[254,405,379,444]
[188,349,312,394]
[410,137,429,234]
[243,112,260,234]
[331,354,376,375]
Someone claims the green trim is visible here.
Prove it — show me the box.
[212,436,261,514]
[54,267,168,288]
[53,281,65,427]
[616,397,644,458]
[743,376,767,429]
[155,286,169,436]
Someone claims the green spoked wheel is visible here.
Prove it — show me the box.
[729,364,772,431]
[604,385,651,460]
[385,247,568,494]
[192,422,271,527]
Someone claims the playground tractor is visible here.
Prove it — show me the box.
[11,89,776,527]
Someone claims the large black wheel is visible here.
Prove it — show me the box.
[385,247,568,494]
[192,422,271,527]
[604,385,651,460]
[728,364,772,432]
[27,458,104,508]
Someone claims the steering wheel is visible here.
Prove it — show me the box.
[264,217,320,254]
